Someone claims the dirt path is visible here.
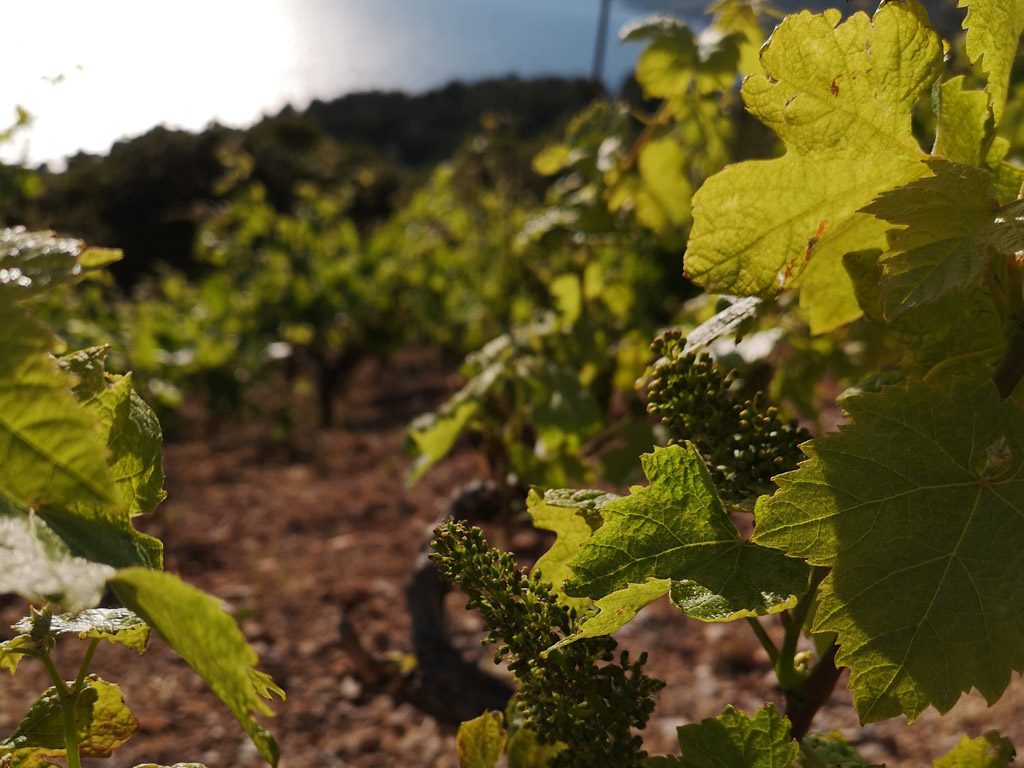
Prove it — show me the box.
[2,350,1023,766]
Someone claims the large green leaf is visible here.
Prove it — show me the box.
[563,444,808,623]
[110,568,283,767]
[755,377,1024,722]
[959,0,1024,124]
[686,2,943,333]
[675,705,799,768]
[0,305,115,509]
[0,500,114,611]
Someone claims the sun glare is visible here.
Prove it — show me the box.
[1,1,300,166]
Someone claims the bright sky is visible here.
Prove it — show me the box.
[1,0,661,167]
[2,1,301,165]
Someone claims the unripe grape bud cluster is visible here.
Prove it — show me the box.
[646,330,808,500]
[432,520,663,767]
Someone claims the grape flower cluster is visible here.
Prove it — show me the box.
[646,330,808,501]
[431,520,663,768]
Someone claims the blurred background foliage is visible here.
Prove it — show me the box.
[6,0,1019,495]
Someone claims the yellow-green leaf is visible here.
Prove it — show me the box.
[934,731,1015,767]
[456,711,507,768]
[959,0,1024,123]
[110,568,283,767]
[564,445,808,623]
[0,305,115,509]
[686,3,943,333]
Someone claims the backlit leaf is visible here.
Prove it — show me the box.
[958,0,1024,123]
[456,711,506,768]
[12,608,149,654]
[0,304,115,509]
[755,377,1024,722]
[0,500,114,612]
[529,488,612,608]
[686,3,943,333]
[110,568,284,767]
[933,731,1015,767]
[60,347,167,517]
[1,677,135,759]
[564,445,808,623]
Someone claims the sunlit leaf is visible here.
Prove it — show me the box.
[110,568,284,767]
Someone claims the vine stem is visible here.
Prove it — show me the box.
[777,567,827,688]
[61,693,83,768]
[74,638,100,691]
[36,650,81,768]
[773,567,842,740]
[746,617,779,665]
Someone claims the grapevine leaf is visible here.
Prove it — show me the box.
[529,488,613,608]
[635,137,692,234]
[528,363,603,455]
[131,765,208,768]
[986,137,1024,204]
[406,392,482,485]
[622,18,700,99]
[623,16,744,98]
[75,678,138,758]
[1,677,135,759]
[563,444,809,623]
[0,500,114,612]
[60,347,167,517]
[110,568,284,767]
[455,711,506,768]
[0,636,33,675]
[799,732,870,767]
[686,3,943,333]
[0,304,115,508]
[859,160,998,318]
[933,731,1015,767]
[932,76,992,167]
[708,0,765,77]
[675,704,799,768]
[754,377,1024,722]
[958,0,1024,123]
[78,247,122,270]
[549,579,668,652]
[0,228,94,299]
[843,250,1003,371]
[1,685,97,752]
[12,608,149,654]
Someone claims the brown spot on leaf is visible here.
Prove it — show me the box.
[804,220,828,264]
[830,78,840,97]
